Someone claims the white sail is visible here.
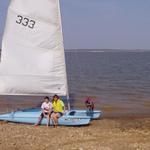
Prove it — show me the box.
[0,0,68,96]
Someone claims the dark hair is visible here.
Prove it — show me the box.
[53,94,59,99]
[44,96,49,100]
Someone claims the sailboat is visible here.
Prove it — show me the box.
[0,0,101,126]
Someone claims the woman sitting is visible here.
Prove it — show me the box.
[51,95,65,127]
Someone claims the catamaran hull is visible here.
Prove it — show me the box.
[0,108,90,126]
[66,110,102,119]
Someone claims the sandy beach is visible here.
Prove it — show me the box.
[0,113,150,150]
[0,95,150,150]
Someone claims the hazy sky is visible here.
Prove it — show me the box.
[0,0,150,49]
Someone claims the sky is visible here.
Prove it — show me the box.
[0,0,150,49]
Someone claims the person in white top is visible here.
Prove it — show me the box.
[35,96,53,127]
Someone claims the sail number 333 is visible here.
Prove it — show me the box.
[16,15,36,29]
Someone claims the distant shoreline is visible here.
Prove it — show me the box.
[1,49,150,52]
[65,49,150,52]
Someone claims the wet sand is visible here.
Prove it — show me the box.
[0,117,150,150]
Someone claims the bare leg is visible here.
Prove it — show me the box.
[54,116,58,127]
[51,113,59,127]
[51,113,55,127]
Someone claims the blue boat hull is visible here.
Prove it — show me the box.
[0,108,91,126]
[66,109,102,119]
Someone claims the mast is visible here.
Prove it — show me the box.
[67,94,70,111]
[58,0,70,110]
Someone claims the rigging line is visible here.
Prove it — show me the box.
[66,51,73,108]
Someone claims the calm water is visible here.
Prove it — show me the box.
[0,50,150,116]
[66,51,150,111]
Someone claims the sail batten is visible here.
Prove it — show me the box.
[0,0,68,96]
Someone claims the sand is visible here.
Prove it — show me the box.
[0,117,150,150]
[0,96,150,149]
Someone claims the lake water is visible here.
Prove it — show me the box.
[0,50,150,116]
[65,50,150,116]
